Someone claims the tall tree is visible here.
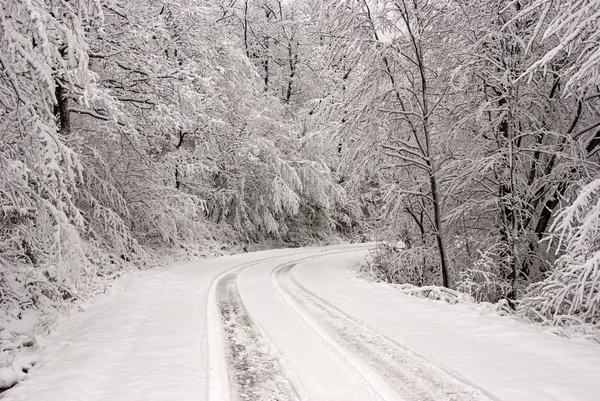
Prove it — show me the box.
[318,0,458,287]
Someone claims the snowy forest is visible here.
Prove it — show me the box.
[1,0,600,368]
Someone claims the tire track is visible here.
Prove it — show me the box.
[217,273,299,401]
[207,256,301,401]
[207,245,373,401]
[271,263,404,401]
[274,264,494,401]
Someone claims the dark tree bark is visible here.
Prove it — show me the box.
[54,81,70,136]
[175,129,186,189]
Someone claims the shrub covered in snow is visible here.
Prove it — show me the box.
[364,242,442,286]
[457,245,516,303]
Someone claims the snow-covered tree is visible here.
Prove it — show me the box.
[520,178,600,327]
[0,0,111,307]
[1,1,352,378]
[316,0,464,287]
[519,0,600,93]
[514,0,600,327]
[312,0,600,302]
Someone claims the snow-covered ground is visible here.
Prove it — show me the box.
[2,245,599,401]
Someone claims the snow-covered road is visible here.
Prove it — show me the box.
[3,245,600,401]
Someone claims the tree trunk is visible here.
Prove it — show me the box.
[243,0,250,59]
[285,44,297,103]
[263,42,269,91]
[175,130,185,189]
[429,170,450,287]
[54,81,70,136]
[414,19,450,288]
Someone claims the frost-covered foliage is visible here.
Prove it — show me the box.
[365,242,441,286]
[0,0,353,382]
[314,0,600,328]
[520,178,600,327]
[457,246,515,303]
[520,0,600,92]
[1,0,349,285]
[0,0,106,318]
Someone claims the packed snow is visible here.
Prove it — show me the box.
[2,245,600,401]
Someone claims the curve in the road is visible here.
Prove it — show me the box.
[207,246,373,401]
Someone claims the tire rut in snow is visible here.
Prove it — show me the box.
[278,267,492,401]
[217,273,299,401]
